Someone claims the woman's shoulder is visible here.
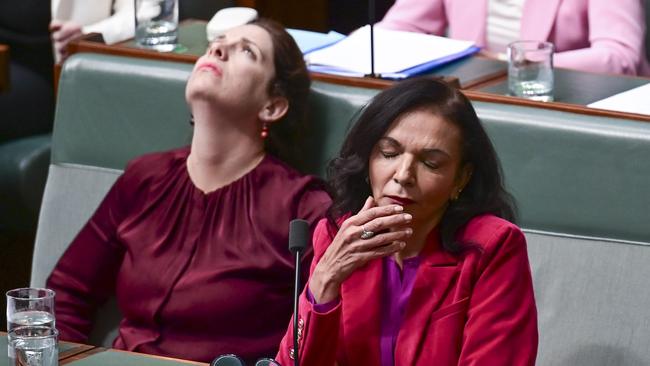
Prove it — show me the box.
[121,147,189,182]
[256,155,330,202]
[257,154,321,184]
[457,214,526,254]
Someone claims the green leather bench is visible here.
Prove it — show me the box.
[31,53,650,365]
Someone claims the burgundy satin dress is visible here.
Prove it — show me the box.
[47,147,331,363]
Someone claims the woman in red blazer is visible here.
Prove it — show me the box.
[276,78,538,365]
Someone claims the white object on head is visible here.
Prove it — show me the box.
[206,7,259,41]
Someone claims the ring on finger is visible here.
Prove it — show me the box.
[360,225,375,240]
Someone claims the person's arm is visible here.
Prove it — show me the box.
[554,0,645,75]
[276,198,411,365]
[82,0,134,45]
[377,0,447,35]
[458,223,538,365]
[275,219,343,366]
[46,171,133,342]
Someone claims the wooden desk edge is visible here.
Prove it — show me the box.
[463,89,650,122]
[59,343,96,361]
[61,346,210,365]
[1,331,97,362]
[0,43,9,93]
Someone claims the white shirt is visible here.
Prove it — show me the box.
[486,0,525,53]
[51,0,134,45]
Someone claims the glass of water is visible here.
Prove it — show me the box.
[507,41,554,102]
[6,288,56,332]
[9,326,58,366]
[135,0,179,52]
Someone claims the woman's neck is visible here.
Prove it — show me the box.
[187,103,265,193]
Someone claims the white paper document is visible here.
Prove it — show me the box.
[588,83,650,116]
[287,29,346,54]
[305,25,478,79]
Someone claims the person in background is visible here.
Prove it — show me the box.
[378,0,648,76]
[50,0,134,62]
[0,0,54,142]
[276,78,538,365]
[47,19,331,364]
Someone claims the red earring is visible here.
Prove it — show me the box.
[261,123,269,139]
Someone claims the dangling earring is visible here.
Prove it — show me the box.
[261,123,269,139]
[451,188,463,201]
[189,114,194,126]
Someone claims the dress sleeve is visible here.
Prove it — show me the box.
[553,0,645,75]
[46,171,133,342]
[458,224,538,365]
[377,0,448,35]
[275,219,344,366]
[82,0,134,44]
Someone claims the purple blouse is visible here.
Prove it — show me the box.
[308,255,421,366]
[47,147,331,363]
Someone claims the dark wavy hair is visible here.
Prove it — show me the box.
[249,18,311,168]
[327,77,516,254]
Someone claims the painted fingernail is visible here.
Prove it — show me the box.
[405,228,413,235]
[403,213,412,221]
[399,241,406,248]
[394,205,404,212]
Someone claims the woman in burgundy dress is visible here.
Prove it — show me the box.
[47,19,331,364]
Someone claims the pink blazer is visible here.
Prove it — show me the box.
[379,0,649,76]
[276,214,538,365]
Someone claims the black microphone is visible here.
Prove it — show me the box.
[212,354,245,366]
[211,355,280,366]
[288,219,309,366]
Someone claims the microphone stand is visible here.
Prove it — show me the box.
[369,0,376,78]
[292,248,301,366]
[288,219,309,366]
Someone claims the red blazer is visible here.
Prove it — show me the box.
[276,214,538,365]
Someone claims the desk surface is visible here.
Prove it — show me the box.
[65,20,650,122]
[1,333,208,366]
[478,67,649,106]
[1,332,93,366]
[68,21,507,90]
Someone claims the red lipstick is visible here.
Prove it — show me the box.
[197,62,222,77]
[385,195,415,206]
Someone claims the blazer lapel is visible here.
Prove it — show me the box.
[395,232,460,365]
[340,258,382,365]
[520,0,561,41]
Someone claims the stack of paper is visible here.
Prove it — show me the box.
[587,83,650,116]
[287,28,346,54]
[305,25,479,79]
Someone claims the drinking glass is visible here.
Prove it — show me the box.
[507,41,554,102]
[8,326,58,366]
[135,0,179,52]
[6,288,55,332]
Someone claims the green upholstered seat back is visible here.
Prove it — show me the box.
[476,101,650,243]
[472,101,650,365]
[50,55,193,168]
